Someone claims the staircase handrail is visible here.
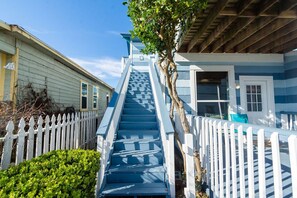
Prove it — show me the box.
[96,59,131,193]
[97,59,131,138]
[149,59,175,197]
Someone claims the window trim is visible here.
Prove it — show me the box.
[190,65,236,118]
[92,86,99,110]
[80,81,88,111]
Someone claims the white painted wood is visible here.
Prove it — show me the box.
[16,118,26,165]
[281,114,288,130]
[66,114,70,149]
[213,121,219,197]
[238,126,246,198]
[246,127,255,197]
[36,116,43,157]
[257,129,266,198]
[271,132,283,198]
[168,134,175,198]
[230,124,237,198]
[70,113,75,149]
[209,120,214,190]
[224,123,231,198]
[27,117,35,160]
[218,122,224,198]
[184,133,195,198]
[44,115,50,154]
[56,114,61,150]
[1,121,14,170]
[288,135,297,198]
[200,117,205,166]
[50,115,56,151]
[74,113,80,149]
[61,114,66,149]
[205,118,210,186]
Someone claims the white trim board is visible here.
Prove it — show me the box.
[176,53,284,65]
[190,65,236,117]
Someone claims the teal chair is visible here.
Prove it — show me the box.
[230,114,248,135]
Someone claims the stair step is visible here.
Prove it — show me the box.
[111,149,163,165]
[108,164,164,173]
[126,94,153,99]
[124,103,155,109]
[121,115,156,122]
[125,98,154,104]
[127,90,152,95]
[117,130,160,140]
[114,138,161,151]
[101,183,168,196]
[123,108,155,115]
[119,121,158,130]
[106,171,165,183]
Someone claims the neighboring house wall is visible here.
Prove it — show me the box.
[0,24,113,115]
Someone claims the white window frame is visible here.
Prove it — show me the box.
[80,81,88,111]
[93,86,99,110]
[190,65,236,118]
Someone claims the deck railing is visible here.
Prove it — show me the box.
[175,114,297,198]
[0,111,100,170]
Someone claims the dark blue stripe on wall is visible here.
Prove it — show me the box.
[236,97,240,106]
[275,96,287,103]
[284,61,297,70]
[235,73,284,80]
[177,71,190,80]
[275,95,297,103]
[285,67,297,79]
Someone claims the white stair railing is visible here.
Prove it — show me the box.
[96,60,131,190]
[149,59,175,198]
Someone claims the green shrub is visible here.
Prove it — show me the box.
[0,149,100,198]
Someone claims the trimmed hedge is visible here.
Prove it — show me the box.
[0,149,100,198]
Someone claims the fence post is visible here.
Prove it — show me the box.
[258,129,266,198]
[271,132,283,198]
[16,118,26,165]
[61,114,66,149]
[288,135,297,198]
[1,121,14,170]
[184,133,195,198]
[27,117,35,160]
[66,114,71,149]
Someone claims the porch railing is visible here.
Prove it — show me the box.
[281,111,297,131]
[175,114,297,198]
[0,111,100,170]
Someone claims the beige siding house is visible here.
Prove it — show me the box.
[0,21,113,115]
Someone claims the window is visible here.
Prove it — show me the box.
[246,85,262,112]
[196,72,229,119]
[93,86,98,109]
[81,82,88,110]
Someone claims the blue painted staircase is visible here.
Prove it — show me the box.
[100,71,169,197]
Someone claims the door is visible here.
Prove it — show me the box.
[239,76,275,127]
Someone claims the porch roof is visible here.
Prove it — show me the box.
[177,0,297,54]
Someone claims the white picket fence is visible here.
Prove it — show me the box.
[0,111,101,170]
[281,112,297,131]
[175,114,297,198]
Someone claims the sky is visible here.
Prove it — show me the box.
[0,0,133,87]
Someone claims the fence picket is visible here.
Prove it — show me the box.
[66,114,70,149]
[218,122,224,198]
[288,135,297,198]
[50,115,56,151]
[44,116,50,154]
[230,124,237,198]
[70,113,74,149]
[246,127,255,197]
[258,129,266,198]
[1,121,14,169]
[16,118,26,165]
[271,132,283,198]
[238,125,245,198]
[56,114,61,150]
[61,114,66,149]
[75,113,80,149]
[27,117,35,160]
[209,120,214,190]
[213,121,219,197]
[224,123,231,198]
[36,116,43,157]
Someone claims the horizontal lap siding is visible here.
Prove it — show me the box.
[17,40,112,114]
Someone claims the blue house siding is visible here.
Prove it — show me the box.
[284,52,297,112]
